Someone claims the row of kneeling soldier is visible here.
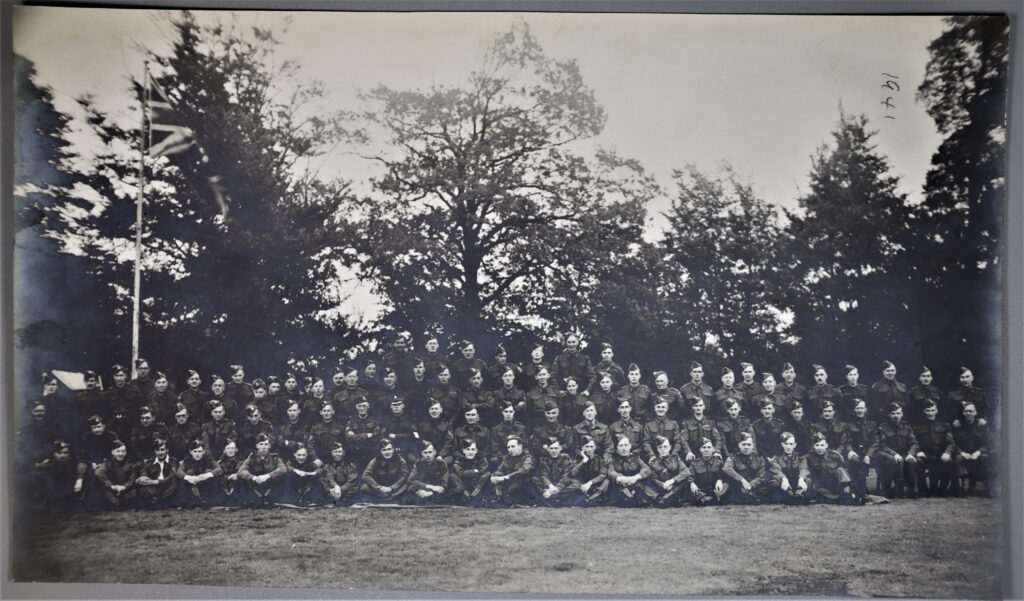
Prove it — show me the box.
[17,356,996,509]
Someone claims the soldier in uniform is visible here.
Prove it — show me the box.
[718,398,756,458]
[909,366,946,425]
[589,343,626,394]
[751,397,787,459]
[382,332,418,385]
[870,402,920,498]
[145,372,178,424]
[320,441,361,506]
[94,439,139,509]
[459,368,494,426]
[651,371,684,423]
[953,402,994,496]
[810,400,848,454]
[913,399,956,496]
[303,378,331,422]
[606,434,652,507]
[806,364,841,422]
[786,401,815,453]
[948,367,990,426]
[642,397,681,460]
[559,377,584,426]
[452,340,488,390]
[104,364,142,443]
[202,400,237,459]
[678,364,712,422]
[208,375,232,424]
[844,398,878,498]
[237,404,275,457]
[607,398,644,461]
[420,334,449,382]
[519,344,550,392]
[177,370,209,427]
[34,440,85,511]
[334,366,370,421]
[753,372,789,417]
[491,400,528,456]
[617,363,652,421]
[714,367,745,421]
[285,444,322,506]
[589,372,619,425]
[839,364,869,421]
[870,361,909,422]
[344,398,384,470]
[225,364,255,419]
[680,398,723,463]
[373,369,404,417]
[450,438,493,506]
[418,399,455,463]
[408,440,454,505]
[278,401,310,458]
[526,367,561,429]
[283,372,306,404]
[73,371,105,437]
[489,435,534,506]
[177,439,221,508]
[238,433,287,507]
[400,360,432,421]
[216,440,243,506]
[135,440,180,507]
[265,376,285,424]
[532,437,582,506]
[382,397,419,463]
[454,407,492,463]
[687,437,729,505]
[769,432,809,504]
[572,434,609,504]
[572,401,611,458]
[77,415,119,492]
[737,362,764,415]
[491,365,527,418]
[251,379,275,426]
[428,366,461,423]
[723,431,776,504]
[532,400,575,455]
[643,435,692,507]
[28,372,69,439]
[131,358,156,399]
[778,363,808,416]
[804,432,858,504]
[551,333,596,394]
[129,406,168,461]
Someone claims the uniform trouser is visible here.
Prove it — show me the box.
[138,478,179,506]
[359,481,409,502]
[531,481,583,507]
[101,485,138,508]
[642,479,692,506]
[607,480,653,507]
[808,467,852,502]
[319,481,359,505]
[493,476,531,505]
[916,456,954,494]
[956,455,991,487]
[183,478,218,507]
[579,479,610,504]
[725,479,780,504]
[407,482,456,505]
[848,460,872,496]
[875,456,918,494]
[244,474,283,504]
[289,473,319,503]
[692,480,730,503]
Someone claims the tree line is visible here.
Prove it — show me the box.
[12,14,1009,397]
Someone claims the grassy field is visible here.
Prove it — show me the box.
[11,497,1002,598]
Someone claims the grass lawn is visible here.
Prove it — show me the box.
[10,497,1002,598]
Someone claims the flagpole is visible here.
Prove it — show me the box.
[131,61,149,380]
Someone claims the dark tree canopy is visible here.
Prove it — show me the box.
[345,22,651,349]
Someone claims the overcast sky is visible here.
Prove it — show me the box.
[15,7,948,232]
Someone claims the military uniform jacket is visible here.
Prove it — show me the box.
[839,383,869,416]
[519,361,551,391]
[909,384,947,421]
[788,419,817,454]
[345,415,384,443]
[572,420,611,455]
[255,396,278,424]
[382,350,417,383]
[810,418,849,452]
[308,420,345,456]
[526,385,561,420]
[371,386,402,410]
[399,378,431,414]
[717,416,755,456]
[913,420,955,457]
[807,384,841,417]
[572,454,607,486]
[278,420,310,452]
[409,457,450,490]
[617,384,653,419]
[145,390,179,422]
[177,455,221,478]
[382,414,418,442]
[104,384,142,418]
[80,430,120,464]
[459,387,493,415]
[607,452,650,481]
[680,416,723,457]
[130,423,169,458]
[769,452,809,485]
[238,419,275,451]
[320,459,360,496]
[419,418,455,458]
[454,423,492,456]
[804,450,847,480]
[845,417,879,458]
[487,362,520,389]
[75,388,107,422]
[738,381,764,415]
[870,421,919,459]
[948,385,989,421]
[679,382,713,419]
[362,455,409,488]
[607,418,643,457]
[166,421,203,458]
[224,382,255,414]
[752,417,787,457]
[452,453,492,488]
[591,360,626,392]
[588,390,619,423]
[779,382,808,408]
[238,451,287,480]
[139,456,180,482]
[642,417,682,458]
[647,454,691,484]
[493,452,534,479]
[870,379,909,417]
[754,391,791,416]
[723,451,768,487]
[714,387,745,419]
[428,384,461,420]
[491,386,527,413]
[287,457,321,478]
[559,393,584,426]
[531,420,575,452]
[333,386,370,419]
[491,421,528,452]
[688,455,726,489]
[952,420,990,455]
[421,353,449,382]
[95,457,139,488]
[533,453,579,490]
[452,358,488,389]
[202,418,237,451]
[552,351,596,391]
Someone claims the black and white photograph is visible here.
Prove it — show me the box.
[5,5,1016,598]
